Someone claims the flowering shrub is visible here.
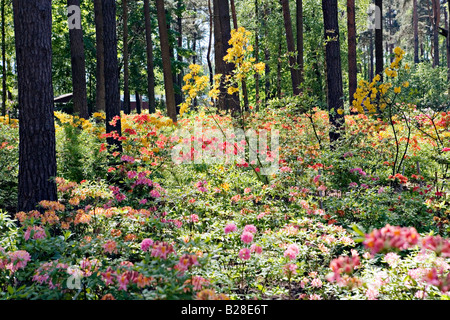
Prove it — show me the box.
[0,46,449,299]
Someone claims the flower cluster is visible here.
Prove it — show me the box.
[388,173,408,185]
[352,47,409,114]
[327,254,361,286]
[421,235,450,257]
[363,225,420,254]
[179,64,210,117]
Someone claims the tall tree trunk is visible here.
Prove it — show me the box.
[375,0,383,81]
[94,0,106,112]
[1,0,6,117]
[432,0,440,67]
[322,0,344,145]
[347,0,357,107]
[207,0,213,86]
[213,0,225,111]
[296,0,304,91]
[369,30,374,81]
[143,0,156,113]
[122,0,130,114]
[263,3,271,103]
[68,0,89,119]
[213,0,239,114]
[102,0,122,151]
[135,90,141,114]
[156,0,177,123]
[13,0,57,212]
[230,0,248,111]
[192,31,198,108]
[413,0,419,64]
[280,0,301,95]
[277,30,282,99]
[255,0,260,111]
[230,0,238,29]
[177,0,183,109]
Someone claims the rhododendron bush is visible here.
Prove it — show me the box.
[0,92,449,300]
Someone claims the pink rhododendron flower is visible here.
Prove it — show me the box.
[283,263,297,276]
[421,235,450,257]
[240,231,254,244]
[284,244,299,260]
[238,248,251,261]
[6,250,31,272]
[250,244,262,254]
[151,241,175,260]
[103,240,118,254]
[117,272,129,291]
[101,267,116,286]
[24,226,46,241]
[384,252,400,267]
[140,238,154,252]
[442,147,450,152]
[311,278,323,288]
[363,225,420,254]
[224,223,237,234]
[243,224,257,234]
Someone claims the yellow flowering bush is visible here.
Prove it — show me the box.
[223,27,265,88]
[179,64,210,117]
[352,47,409,115]
[179,27,265,117]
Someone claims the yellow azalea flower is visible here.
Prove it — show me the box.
[394,87,401,94]
[402,81,410,88]
[337,109,344,115]
[227,86,239,95]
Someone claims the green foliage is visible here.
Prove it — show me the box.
[406,63,449,111]
[55,122,108,183]
[0,123,18,213]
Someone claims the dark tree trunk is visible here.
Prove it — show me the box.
[68,0,89,119]
[432,0,440,68]
[213,0,225,111]
[94,0,106,112]
[213,0,239,114]
[280,0,301,95]
[263,3,271,103]
[296,0,304,90]
[375,0,383,81]
[369,30,374,81]
[102,0,122,151]
[255,0,260,110]
[156,0,177,123]
[322,0,345,145]
[122,0,130,114]
[207,0,213,86]
[277,30,282,98]
[230,0,238,29]
[230,0,248,111]
[13,0,57,212]
[347,0,357,107]
[135,91,141,114]
[1,0,6,117]
[177,0,183,109]
[143,0,156,113]
[413,0,419,64]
